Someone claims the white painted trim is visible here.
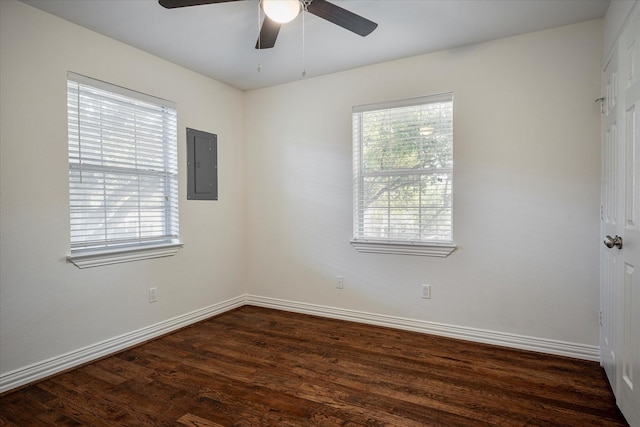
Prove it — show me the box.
[603,1,639,66]
[350,240,456,257]
[0,295,244,394]
[245,295,600,362]
[0,293,600,394]
[67,242,184,268]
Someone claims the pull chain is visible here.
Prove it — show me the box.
[257,0,262,72]
[301,6,306,77]
[301,0,310,77]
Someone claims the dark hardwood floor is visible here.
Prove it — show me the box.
[0,306,629,426]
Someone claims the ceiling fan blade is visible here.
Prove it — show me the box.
[158,0,240,9]
[255,16,281,49]
[307,0,377,37]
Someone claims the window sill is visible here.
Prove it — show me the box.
[350,240,456,257]
[67,242,184,269]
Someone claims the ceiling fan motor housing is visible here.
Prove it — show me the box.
[159,0,378,50]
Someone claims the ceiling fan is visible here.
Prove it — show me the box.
[158,0,378,49]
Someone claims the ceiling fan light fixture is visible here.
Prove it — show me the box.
[262,0,301,24]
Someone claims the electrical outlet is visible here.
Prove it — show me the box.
[336,276,344,289]
[421,284,431,299]
[149,287,158,303]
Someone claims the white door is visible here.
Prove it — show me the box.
[602,5,640,426]
[617,6,640,425]
[601,48,619,393]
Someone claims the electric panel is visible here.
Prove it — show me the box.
[187,128,218,200]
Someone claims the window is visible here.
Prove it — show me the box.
[66,72,180,268]
[352,93,455,257]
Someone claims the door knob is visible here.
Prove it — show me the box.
[604,235,623,249]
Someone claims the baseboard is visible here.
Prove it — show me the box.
[0,295,245,394]
[245,295,601,362]
[1,293,600,394]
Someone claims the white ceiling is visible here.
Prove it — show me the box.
[21,0,610,91]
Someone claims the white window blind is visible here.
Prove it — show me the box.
[352,93,453,247]
[67,72,179,255]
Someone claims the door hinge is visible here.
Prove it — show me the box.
[599,310,603,327]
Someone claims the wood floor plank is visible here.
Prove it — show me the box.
[0,415,21,426]
[0,306,629,426]
[177,413,227,427]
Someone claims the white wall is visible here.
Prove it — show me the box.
[0,0,246,375]
[0,0,604,386]
[244,19,603,346]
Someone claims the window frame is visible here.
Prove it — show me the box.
[66,72,182,268]
[351,93,456,257]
